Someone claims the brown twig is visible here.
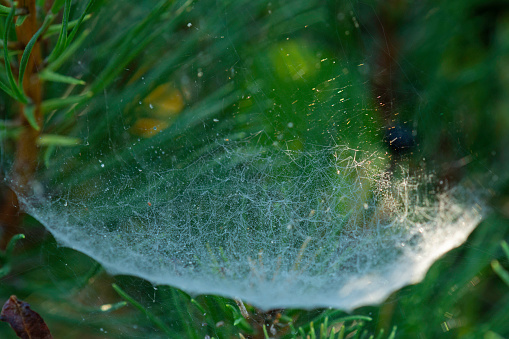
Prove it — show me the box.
[0,0,43,249]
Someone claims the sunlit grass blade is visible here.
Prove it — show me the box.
[387,326,397,339]
[336,325,346,339]
[300,313,373,336]
[37,134,81,146]
[225,304,251,331]
[39,69,85,85]
[263,324,270,339]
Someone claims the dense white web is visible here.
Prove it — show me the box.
[13,143,483,310]
[1,0,486,311]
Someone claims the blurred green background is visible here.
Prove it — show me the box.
[1,0,509,338]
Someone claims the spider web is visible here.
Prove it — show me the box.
[2,0,485,311]
[13,143,483,310]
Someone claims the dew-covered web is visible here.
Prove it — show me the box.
[2,0,484,310]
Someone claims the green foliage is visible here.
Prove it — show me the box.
[0,0,508,338]
[0,234,24,278]
[2,5,27,103]
[492,241,509,287]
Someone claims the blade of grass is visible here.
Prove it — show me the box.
[39,69,85,85]
[15,14,27,26]
[501,240,509,259]
[297,314,372,338]
[320,317,328,338]
[337,325,346,339]
[374,329,384,339]
[89,0,174,94]
[18,13,54,91]
[309,321,316,339]
[0,4,10,15]
[225,304,251,331]
[47,0,95,64]
[1,234,25,260]
[37,134,81,146]
[0,4,28,16]
[73,262,102,292]
[328,326,337,339]
[0,78,17,99]
[492,261,509,286]
[71,85,239,192]
[41,92,92,114]
[190,299,207,315]
[263,324,270,339]
[47,0,71,62]
[43,144,56,168]
[0,234,25,278]
[387,326,397,339]
[492,241,509,286]
[166,288,196,338]
[50,0,66,14]
[45,28,90,72]
[44,14,91,38]
[112,283,175,337]
[3,4,28,103]
[64,0,95,47]
[22,105,40,130]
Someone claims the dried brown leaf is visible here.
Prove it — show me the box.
[0,295,52,339]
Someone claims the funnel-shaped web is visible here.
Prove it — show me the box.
[2,0,485,311]
[13,144,482,310]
